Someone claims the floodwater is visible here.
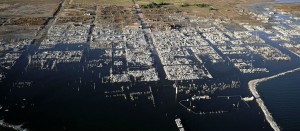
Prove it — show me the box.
[0,1,300,131]
[258,71,300,131]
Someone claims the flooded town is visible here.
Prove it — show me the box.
[1,0,300,131]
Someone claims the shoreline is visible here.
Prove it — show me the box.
[248,67,300,131]
[0,120,28,131]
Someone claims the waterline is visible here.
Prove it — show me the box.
[248,67,300,131]
[0,120,28,131]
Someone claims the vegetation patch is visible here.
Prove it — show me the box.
[195,3,210,8]
[181,3,210,8]
[140,2,171,8]
[209,7,218,11]
[181,3,190,7]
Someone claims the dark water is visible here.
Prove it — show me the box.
[0,59,274,131]
[0,42,276,131]
[258,71,300,131]
[1,1,300,131]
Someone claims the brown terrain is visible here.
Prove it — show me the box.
[275,3,300,14]
[0,0,61,37]
[0,0,299,36]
